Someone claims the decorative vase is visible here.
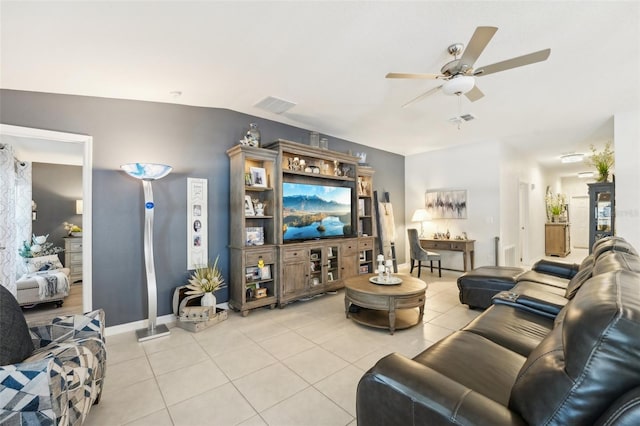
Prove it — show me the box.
[597,172,609,182]
[247,123,261,147]
[201,292,216,307]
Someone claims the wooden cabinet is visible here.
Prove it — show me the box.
[588,182,615,253]
[545,223,570,257]
[230,139,376,312]
[64,237,82,283]
[227,145,279,315]
[279,240,353,307]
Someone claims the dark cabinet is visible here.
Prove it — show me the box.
[588,182,615,253]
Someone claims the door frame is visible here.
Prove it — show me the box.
[0,124,93,312]
[518,181,530,265]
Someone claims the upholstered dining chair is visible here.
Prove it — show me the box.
[408,228,441,278]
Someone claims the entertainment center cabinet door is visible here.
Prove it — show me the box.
[280,247,309,306]
[340,240,359,280]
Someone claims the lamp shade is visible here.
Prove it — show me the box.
[442,76,475,96]
[121,163,172,180]
[411,209,431,222]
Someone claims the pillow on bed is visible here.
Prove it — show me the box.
[0,284,34,365]
[24,254,63,273]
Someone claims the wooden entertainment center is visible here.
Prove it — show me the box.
[227,140,376,316]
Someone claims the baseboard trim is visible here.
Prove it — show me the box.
[105,302,230,336]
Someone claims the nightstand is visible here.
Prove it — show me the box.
[64,237,83,283]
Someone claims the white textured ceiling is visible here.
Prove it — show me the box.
[1,1,638,176]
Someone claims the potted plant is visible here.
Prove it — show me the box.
[185,256,226,307]
[545,192,566,223]
[588,142,614,182]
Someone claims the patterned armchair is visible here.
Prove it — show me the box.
[0,284,106,426]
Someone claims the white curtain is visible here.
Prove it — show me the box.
[0,143,32,296]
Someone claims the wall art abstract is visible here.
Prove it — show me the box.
[425,189,467,219]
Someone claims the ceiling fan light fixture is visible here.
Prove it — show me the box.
[442,75,475,96]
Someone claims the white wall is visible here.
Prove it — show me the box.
[614,110,640,248]
[500,144,547,265]
[405,141,501,269]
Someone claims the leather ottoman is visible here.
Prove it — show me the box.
[457,266,525,309]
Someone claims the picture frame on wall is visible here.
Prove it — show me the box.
[425,189,468,219]
[250,167,267,188]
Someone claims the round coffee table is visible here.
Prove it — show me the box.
[344,274,427,334]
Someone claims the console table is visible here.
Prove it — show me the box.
[419,239,475,272]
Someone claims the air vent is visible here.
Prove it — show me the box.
[254,96,296,114]
[448,113,476,124]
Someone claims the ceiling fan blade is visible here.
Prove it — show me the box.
[474,48,551,76]
[459,26,498,68]
[465,85,484,102]
[401,86,442,108]
[386,72,441,79]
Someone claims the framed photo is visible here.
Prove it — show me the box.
[425,189,467,219]
[327,272,334,281]
[359,251,366,261]
[259,265,271,280]
[246,227,264,246]
[250,167,267,188]
[244,172,253,186]
[359,265,369,273]
[187,178,207,269]
[245,266,260,281]
[245,195,255,216]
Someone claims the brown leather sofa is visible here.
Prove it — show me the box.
[356,236,640,425]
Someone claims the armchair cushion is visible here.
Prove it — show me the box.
[0,285,34,365]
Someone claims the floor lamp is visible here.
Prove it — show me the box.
[121,162,172,342]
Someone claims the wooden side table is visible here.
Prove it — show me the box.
[344,274,427,334]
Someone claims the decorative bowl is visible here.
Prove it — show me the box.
[71,232,83,237]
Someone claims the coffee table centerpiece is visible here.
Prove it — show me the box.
[369,255,403,285]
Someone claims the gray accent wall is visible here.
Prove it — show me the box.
[0,89,405,327]
[31,162,83,261]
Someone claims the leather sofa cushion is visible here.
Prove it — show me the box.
[593,238,638,259]
[414,330,526,405]
[463,304,554,357]
[593,250,640,274]
[510,280,566,296]
[0,285,34,365]
[510,270,640,425]
[515,270,569,289]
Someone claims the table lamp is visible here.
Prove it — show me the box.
[121,162,172,341]
[411,209,431,237]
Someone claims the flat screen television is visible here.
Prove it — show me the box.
[282,182,353,242]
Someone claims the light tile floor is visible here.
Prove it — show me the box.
[85,266,480,426]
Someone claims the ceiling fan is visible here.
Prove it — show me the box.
[386,26,550,107]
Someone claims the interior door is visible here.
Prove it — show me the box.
[518,182,530,265]
[570,196,589,248]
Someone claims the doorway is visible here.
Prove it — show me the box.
[518,182,530,265]
[570,195,589,249]
[0,124,93,313]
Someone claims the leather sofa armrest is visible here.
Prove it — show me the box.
[532,259,580,279]
[357,353,526,426]
[492,289,567,318]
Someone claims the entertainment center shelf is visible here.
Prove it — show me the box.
[227,139,377,315]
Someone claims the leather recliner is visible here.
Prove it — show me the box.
[356,236,640,425]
